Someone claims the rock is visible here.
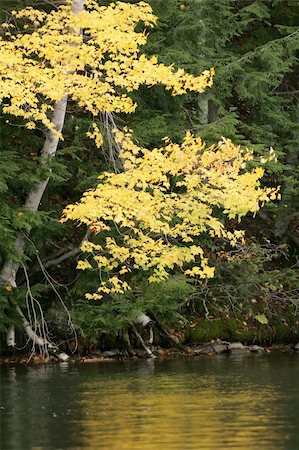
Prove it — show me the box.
[211,343,227,354]
[136,349,152,358]
[294,343,299,351]
[184,346,192,354]
[57,352,69,362]
[228,342,250,355]
[83,357,106,363]
[191,342,227,355]
[250,345,264,354]
[101,349,122,358]
[228,342,246,351]
[91,350,104,356]
[192,346,204,355]
[200,344,215,355]
[151,346,165,356]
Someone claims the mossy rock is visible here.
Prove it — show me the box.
[185,316,299,345]
[186,318,273,343]
[270,319,299,343]
[186,318,239,343]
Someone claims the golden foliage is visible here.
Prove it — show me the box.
[63,130,279,299]
[0,1,213,138]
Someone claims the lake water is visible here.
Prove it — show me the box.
[1,354,299,449]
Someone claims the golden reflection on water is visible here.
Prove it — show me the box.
[75,359,289,450]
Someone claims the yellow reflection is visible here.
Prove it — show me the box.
[75,361,286,449]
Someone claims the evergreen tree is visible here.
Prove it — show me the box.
[129,0,299,246]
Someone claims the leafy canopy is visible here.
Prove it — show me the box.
[63,129,278,299]
[0,0,213,136]
[0,1,279,300]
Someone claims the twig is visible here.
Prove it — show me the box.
[24,235,79,352]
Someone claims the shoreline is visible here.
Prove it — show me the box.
[1,341,298,365]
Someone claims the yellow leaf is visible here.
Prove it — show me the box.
[255,314,268,325]
[4,285,13,292]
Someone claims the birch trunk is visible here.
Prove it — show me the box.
[6,325,15,348]
[0,96,68,288]
[1,0,85,350]
[198,96,218,127]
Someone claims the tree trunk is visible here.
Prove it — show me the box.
[6,325,15,348]
[198,98,218,126]
[0,0,85,350]
[198,95,209,125]
[0,95,68,289]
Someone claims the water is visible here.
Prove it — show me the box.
[1,354,299,449]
